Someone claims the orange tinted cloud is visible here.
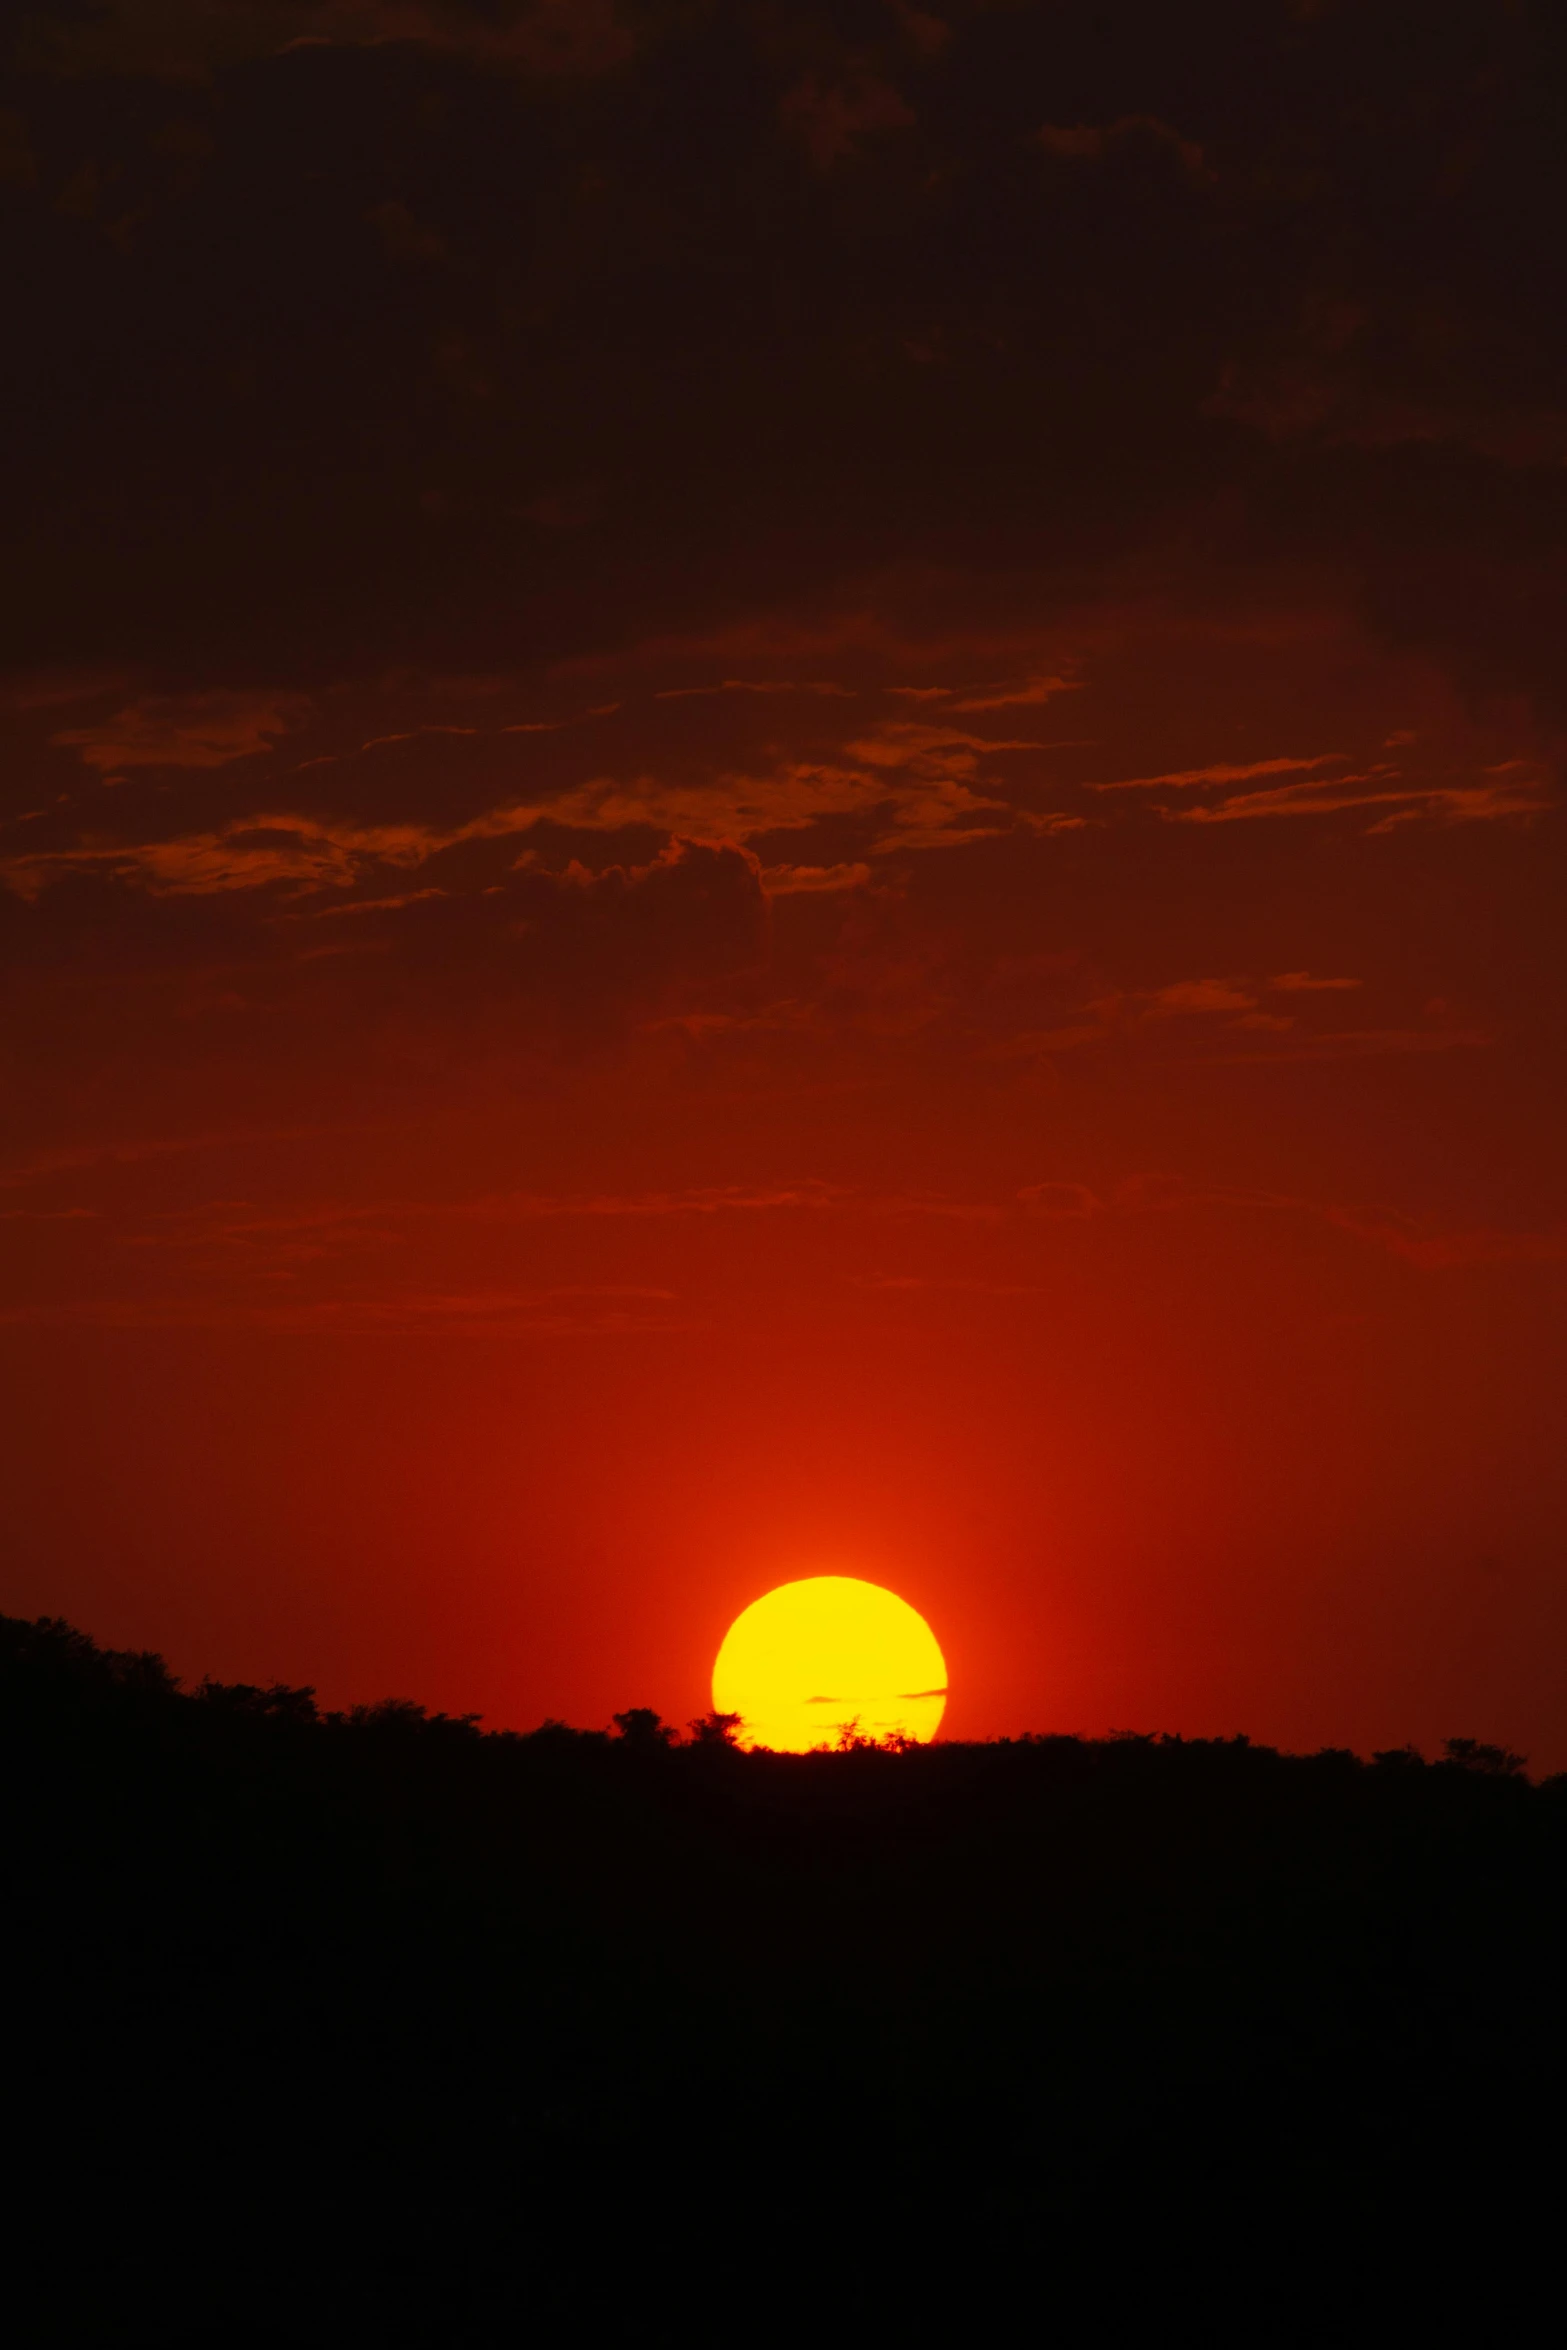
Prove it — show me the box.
[949,675,1078,712]
[761,863,873,896]
[52,693,311,777]
[1094,755,1344,793]
[1175,771,1549,828]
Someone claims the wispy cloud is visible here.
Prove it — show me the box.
[1078,747,1548,830]
[0,1124,356,1191]
[1216,1025,1487,1063]
[1322,1211,1567,1269]
[307,888,447,918]
[1270,971,1361,993]
[1012,1172,1565,1271]
[4,819,382,898]
[992,969,1476,1065]
[853,1274,1049,1295]
[0,1206,99,1222]
[1138,977,1257,1016]
[52,692,312,778]
[1094,753,1344,793]
[295,724,481,772]
[1174,770,1548,829]
[760,862,872,895]
[949,674,1077,712]
[653,680,855,700]
[1017,1181,1101,1218]
[4,716,1042,898]
[94,1180,1015,1290]
[0,1290,692,1338]
[295,706,612,773]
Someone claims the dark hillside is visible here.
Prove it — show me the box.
[4,1614,1562,2339]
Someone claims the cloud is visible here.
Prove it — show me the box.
[2,801,765,904]
[0,1289,691,1338]
[847,722,1045,768]
[949,675,1077,712]
[1094,755,1344,793]
[309,889,448,918]
[95,1181,1025,1295]
[780,76,915,171]
[654,682,856,701]
[1019,809,1092,834]
[471,1181,850,1221]
[0,1125,357,1193]
[1018,1181,1101,1218]
[524,740,1011,855]
[296,724,482,773]
[1174,772,1549,829]
[51,693,311,778]
[1140,978,1257,1016]
[3,818,379,899]
[1089,747,1550,830]
[1038,116,1207,177]
[636,1002,817,1039]
[1324,1214,1567,1270]
[1218,1027,1488,1064]
[1015,1173,1567,1273]
[1039,977,1262,1035]
[991,971,1483,1068]
[854,1276,1047,1295]
[6,704,1053,900]
[836,721,1049,848]
[10,0,1567,749]
[0,1207,99,1222]
[23,0,637,80]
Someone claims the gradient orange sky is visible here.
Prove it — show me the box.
[4,1,1565,1763]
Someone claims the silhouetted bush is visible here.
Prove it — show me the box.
[612,1704,679,1747]
[686,1708,743,1746]
[1441,1734,1529,1775]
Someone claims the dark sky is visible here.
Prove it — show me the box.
[4,0,1566,1761]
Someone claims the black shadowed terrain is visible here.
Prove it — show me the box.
[5,1612,1563,2339]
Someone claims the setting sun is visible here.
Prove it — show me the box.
[712,1577,947,1752]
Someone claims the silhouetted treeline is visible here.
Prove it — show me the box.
[4,1613,1563,2340]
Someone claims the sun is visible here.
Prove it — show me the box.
[712,1576,947,1752]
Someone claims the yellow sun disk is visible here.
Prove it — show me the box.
[712,1576,947,1752]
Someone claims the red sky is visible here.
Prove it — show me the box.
[4,1,1566,1763]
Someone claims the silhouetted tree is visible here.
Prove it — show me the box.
[1442,1736,1528,1775]
[334,1696,482,1737]
[196,1677,319,1723]
[611,1705,677,1748]
[0,1611,178,1698]
[523,1717,609,1748]
[687,1710,743,1746]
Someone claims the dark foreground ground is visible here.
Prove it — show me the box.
[5,1613,1564,2341]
